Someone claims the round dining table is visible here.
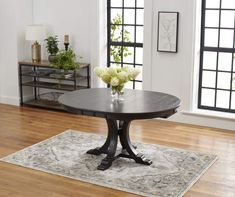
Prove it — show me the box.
[58,88,180,170]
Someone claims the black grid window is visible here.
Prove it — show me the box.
[107,0,144,89]
[198,0,235,113]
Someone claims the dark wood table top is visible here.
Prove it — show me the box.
[58,88,180,120]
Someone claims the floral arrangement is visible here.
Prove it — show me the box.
[94,66,140,94]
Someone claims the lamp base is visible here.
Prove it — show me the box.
[32,41,41,63]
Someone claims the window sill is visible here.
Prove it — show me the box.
[182,109,235,121]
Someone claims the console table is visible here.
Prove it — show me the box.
[58,88,180,170]
[18,60,90,110]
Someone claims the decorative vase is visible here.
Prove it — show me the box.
[111,85,124,102]
[48,54,56,63]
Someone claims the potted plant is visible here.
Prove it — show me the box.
[51,49,80,71]
[45,35,59,62]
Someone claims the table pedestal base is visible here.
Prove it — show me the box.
[87,118,152,170]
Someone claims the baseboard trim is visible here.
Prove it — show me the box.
[0,96,20,106]
[167,112,235,132]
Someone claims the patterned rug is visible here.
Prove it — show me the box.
[0,130,217,197]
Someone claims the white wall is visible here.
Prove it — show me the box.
[143,0,235,131]
[0,0,32,105]
[33,0,106,87]
[33,0,91,62]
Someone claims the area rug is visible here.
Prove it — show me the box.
[0,130,217,197]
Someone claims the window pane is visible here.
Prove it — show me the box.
[136,9,144,25]
[137,0,144,8]
[110,45,122,62]
[201,89,215,107]
[232,92,235,109]
[206,0,220,8]
[135,47,143,64]
[111,0,122,7]
[135,82,143,90]
[221,0,235,9]
[136,26,144,43]
[205,10,220,27]
[203,51,217,70]
[124,0,135,7]
[135,66,143,81]
[217,72,231,89]
[218,52,232,71]
[111,25,122,42]
[202,71,216,88]
[111,9,122,24]
[233,73,235,87]
[219,29,234,48]
[111,63,121,67]
[123,64,134,68]
[216,90,230,108]
[124,26,135,42]
[123,47,134,63]
[124,9,135,24]
[125,81,133,89]
[204,29,218,47]
[221,11,235,28]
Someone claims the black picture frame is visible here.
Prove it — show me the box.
[157,11,179,53]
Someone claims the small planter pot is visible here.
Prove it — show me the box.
[48,54,56,63]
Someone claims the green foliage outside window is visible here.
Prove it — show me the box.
[110,14,132,64]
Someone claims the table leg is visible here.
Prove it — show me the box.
[87,118,152,170]
[87,118,119,170]
[119,120,152,165]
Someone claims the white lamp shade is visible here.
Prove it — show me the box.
[25,25,47,41]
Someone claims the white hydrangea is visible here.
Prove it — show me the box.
[110,77,120,87]
[117,71,128,83]
[94,66,140,88]
[116,67,122,72]
[123,66,130,72]
[107,67,117,76]
[94,67,105,77]
[128,68,140,80]
[101,73,111,84]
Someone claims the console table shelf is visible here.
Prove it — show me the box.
[22,81,87,91]
[19,60,90,110]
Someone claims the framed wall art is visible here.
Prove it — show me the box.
[157,11,179,53]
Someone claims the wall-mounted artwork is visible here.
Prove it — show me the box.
[157,12,179,53]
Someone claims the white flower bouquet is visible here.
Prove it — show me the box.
[94,66,140,94]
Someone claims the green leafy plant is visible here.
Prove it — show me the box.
[51,49,80,71]
[45,36,59,55]
[110,14,132,63]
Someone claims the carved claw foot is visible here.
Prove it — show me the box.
[132,144,137,149]
[134,153,152,165]
[87,147,105,155]
[97,158,114,171]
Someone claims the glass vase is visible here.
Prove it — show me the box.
[111,86,124,102]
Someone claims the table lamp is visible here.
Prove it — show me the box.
[25,25,46,63]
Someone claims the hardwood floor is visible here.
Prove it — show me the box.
[0,103,235,197]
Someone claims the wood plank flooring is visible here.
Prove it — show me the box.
[0,103,235,197]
